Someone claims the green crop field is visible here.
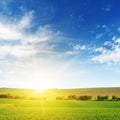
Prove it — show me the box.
[0,99,120,120]
[0,88,120,120]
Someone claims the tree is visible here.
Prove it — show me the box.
[68,95,77,100]
[77,95,92,100]
[97,95,109,101]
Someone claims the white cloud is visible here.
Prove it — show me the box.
[73,44,86,50]
[18,11,33,29]
[103,41,111,46]
[92,50,120,64]
[65,44,86,55]
[0,10,74,88]
[92,38,120,64]
[0,45,37,58]
[0,12,53,44]
[115,38,120,44]
[0,11,60,59]
[94,47,107,54]
[0,22,22,40]
[65,51,78,55]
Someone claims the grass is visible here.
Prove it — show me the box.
[0,99,120,120]
[0,88,120,120]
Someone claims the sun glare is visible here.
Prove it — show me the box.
[32,79,52,93]
[35,88,46,93]
[34,84,50,93]
[29,67,59,92]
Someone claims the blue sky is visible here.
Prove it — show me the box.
[0,0,120,89]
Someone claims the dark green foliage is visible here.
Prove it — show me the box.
[111,96,120,101]
[97,95,109,101]
[77,95,92,100]
[67,95,77,100]
[0,94,13,98]
[56,96,65,100]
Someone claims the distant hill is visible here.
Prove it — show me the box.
[0,87,120,98]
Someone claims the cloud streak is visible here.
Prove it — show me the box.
[65,44,86,55]
[0,11,61,59]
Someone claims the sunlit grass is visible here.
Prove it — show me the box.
[0,99,120,120]
[0,88,120,120]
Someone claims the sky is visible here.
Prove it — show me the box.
[0,0,120,89]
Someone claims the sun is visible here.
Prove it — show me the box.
[31,79,52,93]
[18,64,61,91]
[31,83,47,92]
[35,87,47,93]
[35,88,45,93]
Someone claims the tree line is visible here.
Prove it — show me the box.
[56,95,120,101]
[0,93,120,101]
[0,94,46,100]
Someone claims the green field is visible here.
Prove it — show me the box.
[0,99,120,120]
[0,88,120,120]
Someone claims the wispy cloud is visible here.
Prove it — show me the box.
[0,12,53,43]
[117,27,120,32]
[65,44,86,55]
[92,37,120,64]
[0,11,61,59]
[101,5,111,12]
[18,11,33,29]
[95,25,110,39]
[93,47,107,54]
[0,45,36,58]
[0,10,74,88]
[96,33,104,39]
